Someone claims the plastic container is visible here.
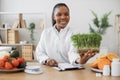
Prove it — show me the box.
[103,65,110,76]
[111,58,120,76]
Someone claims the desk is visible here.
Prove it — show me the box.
[0,62,120,80]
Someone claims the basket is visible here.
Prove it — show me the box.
[22,45,33,60]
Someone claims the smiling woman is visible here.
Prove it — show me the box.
[0,0,120,56]
[36,3,72,67]
[52,3,70,32]
[35,3,96,67]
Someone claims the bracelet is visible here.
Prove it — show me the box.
[75,58,80,64]
[45,60,47,64]
[75,60,79,64]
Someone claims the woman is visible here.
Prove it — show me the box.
[35,3,95,67]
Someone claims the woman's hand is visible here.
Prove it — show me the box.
[45,58,58,67]
[76,49,96,64]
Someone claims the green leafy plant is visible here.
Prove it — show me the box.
[28,22,35,43]
[71,33,102,53]
[71,33,102,49]
[89,11,112,35]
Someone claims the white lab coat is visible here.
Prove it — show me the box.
[35,26,80,64]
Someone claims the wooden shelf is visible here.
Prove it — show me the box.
[0,12,45,61]
[0,28,26,30]
[0,28,43,31]
[0,43,33,46]
[0,12,45,15]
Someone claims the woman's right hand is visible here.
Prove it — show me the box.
[45,58,58,67]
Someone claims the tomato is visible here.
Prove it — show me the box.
[17,57,25,64]
[2,55,9,62]
[5,62,13,70]
[0,60,5,67]
[12,59,19,67]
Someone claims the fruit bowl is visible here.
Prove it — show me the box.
[0,55,26,73]
[90,53,120,70]
[0,68,24,73]
[90,67,103,73]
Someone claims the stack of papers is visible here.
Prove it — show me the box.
[53,63,84,71]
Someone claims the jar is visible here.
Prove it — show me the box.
[111,58,120,76]
[103,65,110,76]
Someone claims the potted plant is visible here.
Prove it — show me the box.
[71,33,102,54]
[28,22,35,44]
[71,11,112,54]
[89,11,112,35]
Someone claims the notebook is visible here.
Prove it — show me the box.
[53,63,85,71]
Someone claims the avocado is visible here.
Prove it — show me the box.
[10,50,19,58]
[17,62,26,68]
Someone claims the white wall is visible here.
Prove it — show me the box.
[0,0,120,55]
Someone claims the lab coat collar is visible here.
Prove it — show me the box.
[53,25,70,34]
